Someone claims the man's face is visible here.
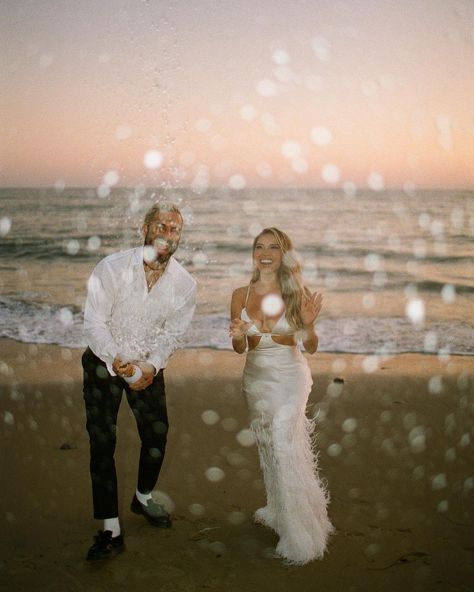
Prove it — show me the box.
[143,211,183,264]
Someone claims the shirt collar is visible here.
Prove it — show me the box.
[133,246,177,276]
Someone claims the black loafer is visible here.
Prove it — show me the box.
[86,530,124,561]
[130,494,172,528]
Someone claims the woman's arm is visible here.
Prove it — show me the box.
[302,324,319,354]
[230,288,248,354]
[300,291,323,354]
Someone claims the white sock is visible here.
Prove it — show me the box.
[103,517,121,537]
[136,488,153,505]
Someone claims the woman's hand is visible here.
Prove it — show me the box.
[229,318,252,339]
[300,291,323,327]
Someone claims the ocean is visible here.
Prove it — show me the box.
[0,187,473,356]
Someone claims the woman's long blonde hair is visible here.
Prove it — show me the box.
[251,227,309,330]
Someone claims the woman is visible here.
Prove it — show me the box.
[229,227,333,564]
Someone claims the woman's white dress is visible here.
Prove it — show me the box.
[241,307,333,564]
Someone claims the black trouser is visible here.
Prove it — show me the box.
[82,347,168,519]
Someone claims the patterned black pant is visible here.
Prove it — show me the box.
[82,348,168,519]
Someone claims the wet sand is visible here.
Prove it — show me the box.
[0,338,472,592]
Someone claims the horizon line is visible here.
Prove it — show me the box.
[0,185,473,193]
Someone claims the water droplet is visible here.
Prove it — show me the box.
[54,179,66,192]
[236,429,255,447]
[332,359,346,373]
[326,382,343,397]
[0,217,12,237]
[311,126,332,146]
[364,253,381,272]
[342,181,357,197]
[143,245,156,264]
[144,150,163,170]
[431,473,447,490]
[321,164,340,184]
[463,477,473,492]
[205,467,225,482]
[430,219,444,237]
[437,500,448,513]
[272,49,290,65]
[228,174,246,190]
[342,418,357,433]
[412,465,424,479]
[428,375,443,394]
[152,490,175,512]
[441,284,456,303]
[87,236,101,251]
[4,411,14,426]
[66,240,80,256]
[281,141,301,159]
[240,105,257,120]
[59,308,73,326]
[327,443,342,457]
[96,184,110,198]
[362,356,379,373]
[261,294,284,317]
[444,448,455,462]
[192,252,208,268]
[201,410,220,425]
[405,298,425,326]
[367,172,385,191]
[408,426,426,453]
[188,503,205,516]
[423,331,437,353]
[103,170,120,187]
[256,78,277,97]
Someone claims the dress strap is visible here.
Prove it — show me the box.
[244,283,252,308]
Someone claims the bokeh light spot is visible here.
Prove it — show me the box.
[205,467,225,482]
[143,150,163,170]
[261,294,284,317]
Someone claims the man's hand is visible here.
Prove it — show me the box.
[127,361,156,391]
[113,356,133,377]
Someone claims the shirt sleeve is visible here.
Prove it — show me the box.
[83,260,121,375]
[147,282,197,373]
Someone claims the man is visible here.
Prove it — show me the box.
[82,201,196,561]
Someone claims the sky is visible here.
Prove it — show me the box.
[1,0,473,189]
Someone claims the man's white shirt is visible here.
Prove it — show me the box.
[84,247,196,376]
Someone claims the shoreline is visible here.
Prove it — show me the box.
[0,338,473,591]
[1,337,473,386]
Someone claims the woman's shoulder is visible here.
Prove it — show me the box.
[231,285,249,301]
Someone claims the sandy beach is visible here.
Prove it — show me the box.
[0,338,472,592]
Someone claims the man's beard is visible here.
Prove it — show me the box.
[143,235,179,265]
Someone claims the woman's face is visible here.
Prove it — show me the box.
[253,232,283,274]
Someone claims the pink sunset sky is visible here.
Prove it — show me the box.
[1,0,473,189]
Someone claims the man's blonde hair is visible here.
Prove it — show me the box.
[143,202,183,226]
